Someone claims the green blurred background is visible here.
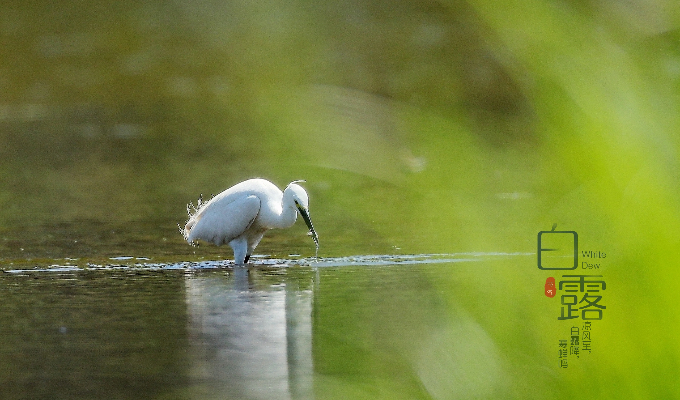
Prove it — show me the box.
[1,0,679,398]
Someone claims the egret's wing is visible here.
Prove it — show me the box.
[186,195,260,246]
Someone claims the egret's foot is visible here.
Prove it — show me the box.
[244,254,251,263]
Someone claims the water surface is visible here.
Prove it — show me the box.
[0,252,539,400]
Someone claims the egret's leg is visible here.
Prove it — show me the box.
[229,237,248,265]
[244,232,265,265]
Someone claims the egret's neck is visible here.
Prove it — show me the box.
[274,202,298,229]
[271,188,299,229]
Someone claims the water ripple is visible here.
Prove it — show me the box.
[2,252,534,274]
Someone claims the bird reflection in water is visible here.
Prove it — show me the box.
[185,268,313,400]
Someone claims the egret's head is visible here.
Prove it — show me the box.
[285,181,309,210]
[285,180,319,248]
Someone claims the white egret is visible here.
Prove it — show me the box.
[183,178,319,265]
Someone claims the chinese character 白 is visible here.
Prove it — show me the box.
[570,328,580,346]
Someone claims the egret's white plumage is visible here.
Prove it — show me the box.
[183,178,319,265]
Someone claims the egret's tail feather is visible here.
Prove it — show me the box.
[183,198,203,243]
[183,219,194,241]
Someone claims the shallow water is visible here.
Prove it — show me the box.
[0,252,529,400]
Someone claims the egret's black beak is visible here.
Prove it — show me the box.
[295,202,319,249]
